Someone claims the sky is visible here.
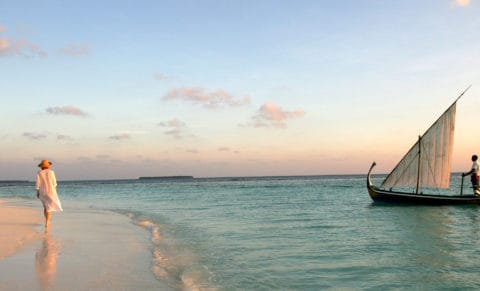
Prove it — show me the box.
[1,0,480,180]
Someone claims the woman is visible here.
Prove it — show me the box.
[36,160,63,228]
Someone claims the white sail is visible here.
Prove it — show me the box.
[380,102,457,191]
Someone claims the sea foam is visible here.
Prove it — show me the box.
[134,218,216,290]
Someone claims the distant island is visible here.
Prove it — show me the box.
[138,176,194,180]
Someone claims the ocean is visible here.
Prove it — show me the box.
[2,174,480,290]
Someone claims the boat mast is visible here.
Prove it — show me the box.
[416,135,421,194]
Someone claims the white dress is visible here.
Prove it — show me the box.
[36,169,63,212]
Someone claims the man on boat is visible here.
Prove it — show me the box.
[462,155,480,195]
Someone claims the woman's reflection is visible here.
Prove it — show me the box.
[35,232,60,289]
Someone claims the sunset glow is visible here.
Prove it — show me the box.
[1,1,479,180]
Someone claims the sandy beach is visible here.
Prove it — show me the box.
[0,200,42,260]
[0,200,172,290]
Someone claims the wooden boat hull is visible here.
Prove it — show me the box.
[367,185,480,205]
[367,162,480,205]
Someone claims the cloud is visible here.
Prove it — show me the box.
[108,133,131,141]
[250,103,305,128]
[0,38,47,58]
[453,0,471,6]
[0,25,47,58]
[23,132,47,140]
[218,147,240,154]
[158,118,187,139]
[59,44,91,56]
[46,106,89,117]
[57,134,74,141]
[163,87,251,109]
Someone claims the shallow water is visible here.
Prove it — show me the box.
[2,174,480,290]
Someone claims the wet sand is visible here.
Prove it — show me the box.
[0,200,41,259]
[0,200,172,290]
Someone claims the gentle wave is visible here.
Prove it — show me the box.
[132,215,216,291]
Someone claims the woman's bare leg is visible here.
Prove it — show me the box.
[44,208,51,227]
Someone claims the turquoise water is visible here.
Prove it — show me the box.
[2,174,480,290]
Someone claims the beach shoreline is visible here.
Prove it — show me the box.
[0,199,172,290]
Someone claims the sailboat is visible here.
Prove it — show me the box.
[366,86,480,205]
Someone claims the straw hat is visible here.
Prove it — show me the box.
[38,160,52,168]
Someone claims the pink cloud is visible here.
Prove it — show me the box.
[59,44,91,56]
[163,86,250,109]
[0,25,47,58]
[0,38,47,58]
[251,103,305,128]
[46,106,89,117]
[158,118,187,139]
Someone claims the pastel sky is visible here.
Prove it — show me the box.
[1,0,480,180]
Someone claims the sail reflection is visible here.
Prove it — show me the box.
[35,233,61,289]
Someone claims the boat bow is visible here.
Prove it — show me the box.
[367,161,376,188]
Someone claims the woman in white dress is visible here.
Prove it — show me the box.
[36,160,63,228]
